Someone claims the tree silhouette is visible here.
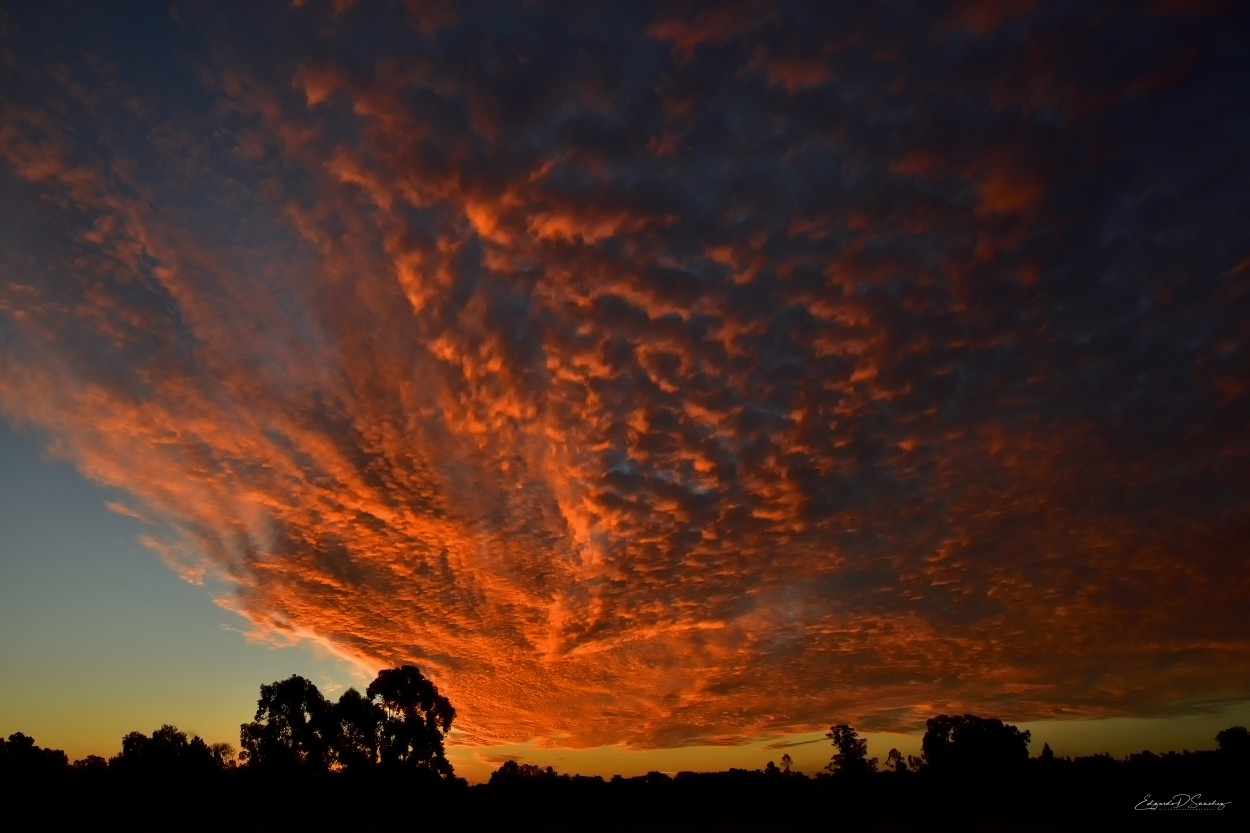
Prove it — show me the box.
[825,724,877,776]
[112,730,151,772]
[333,687,383,773]
[5,699,1250,831]
[240,674,336,772]
[109,724,215,776]
[489,759,561,784]
[209,741,237,768]
[921,714,1031,775]
[366,665,456,776]
[1216,725,1250,766]
[73,754,109,773]
[0,732,68,778]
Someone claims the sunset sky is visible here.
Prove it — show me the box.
[2,1,1249,784]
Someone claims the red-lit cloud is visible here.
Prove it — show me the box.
[1,1,1248,750]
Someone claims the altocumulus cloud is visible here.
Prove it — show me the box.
[1,0,1248,748]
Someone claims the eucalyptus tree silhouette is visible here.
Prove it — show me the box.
[239,674,336,772]
[238,666,456,776]
[333,687,383,773]
[921,714,1031,775]
[825,724,877,776]
[367,665,456,776]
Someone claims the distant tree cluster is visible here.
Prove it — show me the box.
[2,664,454,782]
[809,713,1030,779]
[0,731,68,778]
[111,723,223,777]
[488,759,562,784]
[240,665,456,777]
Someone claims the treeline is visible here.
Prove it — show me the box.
[3,666,457,778]
[3,668,1247,831]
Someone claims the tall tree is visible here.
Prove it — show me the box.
[240,674,335,772]
[825,724,877,776]
[333,687,383,773]
[366,665,456,776]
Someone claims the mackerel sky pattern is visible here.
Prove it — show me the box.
[1,0,1248,748]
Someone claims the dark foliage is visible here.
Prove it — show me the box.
[921,712,1032,776]
[240,673,336,772]
[109,724,217,777]
[333,686,382,773]
[236,664,456,777]
[825,723,878,776]
[367,664,456,776]
[1216,725,1250,764]
[0,731,68,780]
[6,692,1247,831]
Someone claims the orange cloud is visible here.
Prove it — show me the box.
[3,0,1248,756]
[975,161,1045,217]
[648,3,768,61]
[944,0,1038,36]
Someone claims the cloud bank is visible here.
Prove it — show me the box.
[2,1,1248,748]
